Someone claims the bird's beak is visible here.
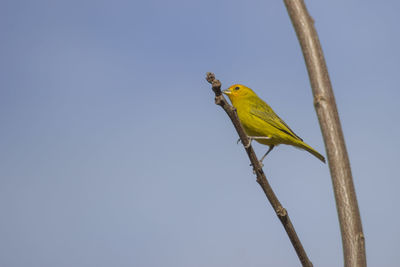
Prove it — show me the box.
[222,89,231,95]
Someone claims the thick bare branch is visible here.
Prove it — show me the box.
[283,1,366,266]
[206,72,313,267]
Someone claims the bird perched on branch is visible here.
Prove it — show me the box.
[223,84,325,163]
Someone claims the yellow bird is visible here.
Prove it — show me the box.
[223,84,325,163]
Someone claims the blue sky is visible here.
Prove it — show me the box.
[1,0,399,266]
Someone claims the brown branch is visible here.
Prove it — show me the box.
[206,72,313,267]
[283,1,366,266]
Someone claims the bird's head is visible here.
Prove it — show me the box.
[223,84,257,103]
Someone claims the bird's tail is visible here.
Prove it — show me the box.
[296,141,326,163]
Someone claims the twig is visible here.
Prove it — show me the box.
[206,72,313,267]
[283,1,366,266]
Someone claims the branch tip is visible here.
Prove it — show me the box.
[205,72,215,84]
[212,80,222,95]
[206,72,222,96]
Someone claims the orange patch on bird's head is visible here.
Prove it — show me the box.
[223,84,256,101]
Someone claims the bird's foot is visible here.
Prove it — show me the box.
[244,137,254,148]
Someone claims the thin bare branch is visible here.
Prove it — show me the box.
[283,1,366,266]
[206,72,313,267]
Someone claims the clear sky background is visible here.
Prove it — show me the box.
[1,0,399,266]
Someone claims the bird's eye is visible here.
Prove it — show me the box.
[234,86,240,91]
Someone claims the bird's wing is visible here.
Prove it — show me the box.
[250,103,303,141]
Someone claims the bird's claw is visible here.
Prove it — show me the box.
[244,137,253,148]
